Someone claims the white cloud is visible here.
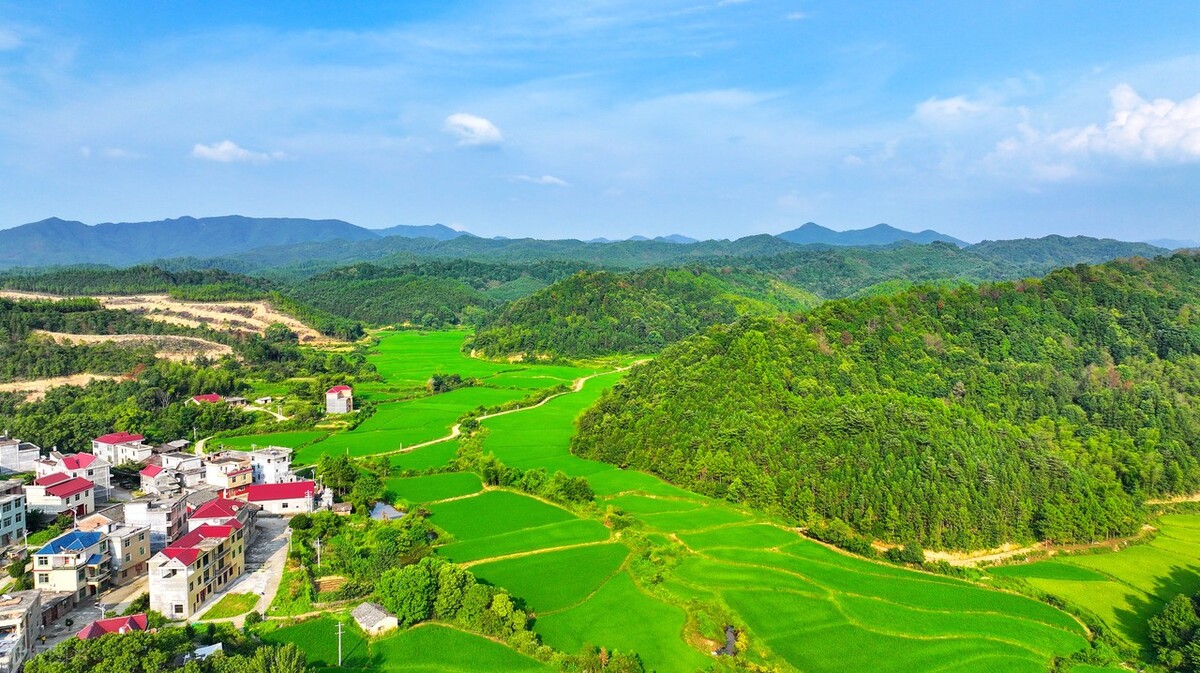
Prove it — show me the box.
[1061,84,1200,161]
[717,0,751,6]
[785,12,808,21]
[915,95,988,124]
[102,148,142,160]
[443,113,504,147]
[511,174,570,186]
[191,140,284,163]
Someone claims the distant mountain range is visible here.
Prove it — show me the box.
[0,214,1174,271]
[776,222,968,247]
[0,216,472,268]
[1146,238,1199,250]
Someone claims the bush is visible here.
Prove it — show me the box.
[245,611,263,627]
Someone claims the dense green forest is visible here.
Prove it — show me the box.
[573,253,1200,549]
[468,267,819,358]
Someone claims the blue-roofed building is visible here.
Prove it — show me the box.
[32,529,110,602]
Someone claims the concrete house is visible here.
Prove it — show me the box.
[187,498,259,544]
[123,494,188,552]
[248,446,293,484]
[189,394,222,405]
[139,464,176,495]
[24,473,94,516]
[325,385,353,414]
[0,591,40,673]
[0,436,39,476]
[77,513,151,586]
[148,521,246,620]
[36,452,112,502]
[0,481,27,548]
[351,602,398,636]
[92,433,152,466]
[239,481,316,515]
[203,452,253,490]
[32,530,109,601]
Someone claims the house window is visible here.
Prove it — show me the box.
[37,574,48,584]
[281,502,289,509]
[36,558,47,567]
[124,553,130,562]
[173,604,184,615]
[138,532,145,541]
[15,512,21,521]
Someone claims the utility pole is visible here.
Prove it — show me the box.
[336,620,344,666]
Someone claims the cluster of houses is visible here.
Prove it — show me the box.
[0,430,327,671]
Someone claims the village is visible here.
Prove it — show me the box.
[0,385,359,672]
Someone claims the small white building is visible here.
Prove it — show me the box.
[248,446,293,484]
[31,530,108,601]
[24,473,94,517]
[92,433,152,466]
[36,452,111,502]
[351,602,398,636]
[77,513,150,587]
[0,436,39,475]
[239,481,316,515]
[325,385,353,414]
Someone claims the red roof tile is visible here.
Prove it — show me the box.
[189,498,245,520]
[160,547,199,565]
[139,464,164,477]
[61,453,99,470]
[192,393,222,403]
[326,385,352,394]
[34,472,71,487]
[77,613,148,640]
[95,432,143,444]
[246,481,315,502]
[44,477,94,498]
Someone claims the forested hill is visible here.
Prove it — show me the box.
[573,253,1200,550]
[468,268,819,358]
[968,235,1166,273]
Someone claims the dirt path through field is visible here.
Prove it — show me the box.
[373,361,644,458]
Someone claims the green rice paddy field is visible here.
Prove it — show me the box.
[989,513,1200,650]
[258,330,1162,672]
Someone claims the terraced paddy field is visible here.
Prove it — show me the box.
[989,513,1200,649]
[251,329,1108,671]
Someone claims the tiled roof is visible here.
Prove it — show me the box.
[95,432,143,444]
[60,453,99,469]
[44,477,95,498]
[77,614,148,640]
[245,481,315,502]
[192,393,222,403]
[158,522,239,567]
[326,385,352,394]
[34,472,70,487]
[37,530,102,555]
[189,498,245,520]
[139,464,164,477]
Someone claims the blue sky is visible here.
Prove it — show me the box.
[0,1,1196,242]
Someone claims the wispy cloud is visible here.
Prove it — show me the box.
[511,174,570,186]
[784,12,808,21]
[444,113,504,147]
[191,140,284,163]
[914,95,989,124]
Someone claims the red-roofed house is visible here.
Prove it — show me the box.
[325,385,353,414]
[77,613,148,640]
[92,432,152,465]
[139,464,175,495]
[188,498,259,542]
[36,451,112,501]
[75,611,147,638]
[189,393,223,405]
[24,473,95,516]
[148,522,247,619]
[234,480,316,515]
